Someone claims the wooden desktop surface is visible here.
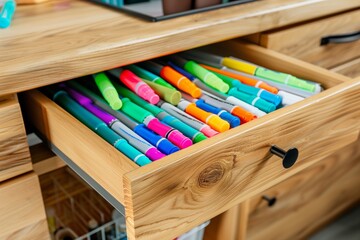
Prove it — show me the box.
[0,0,359,96]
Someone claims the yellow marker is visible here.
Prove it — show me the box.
[222,57,257,75]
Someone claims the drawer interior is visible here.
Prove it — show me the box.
[20,41,360,240]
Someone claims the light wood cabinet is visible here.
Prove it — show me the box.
[0,95,32,182]
[0,173,49,240]
[0,0,359,239]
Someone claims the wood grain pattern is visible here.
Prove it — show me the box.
[255,9,360,68]
[1,0,360,96]
[21,91,138,204]
[31,143,66,175]
[204,205,240,240]
[331,57,360,78]
[0,173,50,240]
[0,96,32,182]
[237,200,250,240]
[123,52,360,240]
[247,138,360,240]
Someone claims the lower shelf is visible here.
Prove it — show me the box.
[32,142,211,240]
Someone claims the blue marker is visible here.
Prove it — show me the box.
[0,0,16,28]
[181,93,241,128]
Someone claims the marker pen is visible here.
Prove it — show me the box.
[222,67,317,98]
[126,64,175,89]
[181,50,278,93]
[0,0,15,29]
[93,72,122,110]
[112,84,207,142]
[108,68,160,104]
[277,91,305,106]
[169,56,229,93]
[192,79,259,121]
[67,81,180,155]
[228,88,276,113]
[228,56,322,93]
[200,64,278,94]
[142,79,182,105]
[139,61,202,98]
[182,93,240,128]
[177,99,230,133]
[157,100,218,138]
[120,98,192,149]
[44,87,151,166]
[64,86,165,161]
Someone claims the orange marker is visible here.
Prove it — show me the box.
[177,100,230,133]
[200,64,278,94]
[160,66,202,98]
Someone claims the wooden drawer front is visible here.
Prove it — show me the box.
[0,173,50,240]
[22,42,360,240]
[247,138,360,240]
[331,57,360,78]
[253,10,360,68]
[0,95,32,182]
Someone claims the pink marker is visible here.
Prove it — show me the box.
[143,115,192,149]
[108,68,160,104]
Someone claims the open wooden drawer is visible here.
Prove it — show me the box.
[21,41,360,240]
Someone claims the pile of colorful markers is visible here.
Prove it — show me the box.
[43,50,322,166]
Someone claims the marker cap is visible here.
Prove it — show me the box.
[93,72,122,110]
[114,139,152,166]
[278,90,304,106]
[121,98,152,123]
[145,147,166,161]
[231,107,256,123]
[168,130,193,149]
[137,84,160,104]
[219,111,241,128]
[193,133,207,143]
[142,79,181,105]
[134,124,179,155]
[207,115,230,133]
[200,125,218,137]
[0,0,16,29]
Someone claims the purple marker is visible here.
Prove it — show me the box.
[65,86,165,161]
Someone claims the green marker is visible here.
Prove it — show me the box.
[224,56,321,93]
[127,64,175,89]
[114,84,207,143]
[254,67,320,93]
[142,79,181,105]
[93,72,122,110]
[170,56,229,93]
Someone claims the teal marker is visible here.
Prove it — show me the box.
[211,71,282,106]
[228,88,276,113]
[93,72,122,110]
[114,83,207,143]
[44,87,151,166]
[126,65,175,90]
[0,0,16,29]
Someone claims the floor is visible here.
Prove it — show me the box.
[310,204,360,240]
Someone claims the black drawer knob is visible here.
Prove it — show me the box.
[270,145,298,169]
[262,195,277,207]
